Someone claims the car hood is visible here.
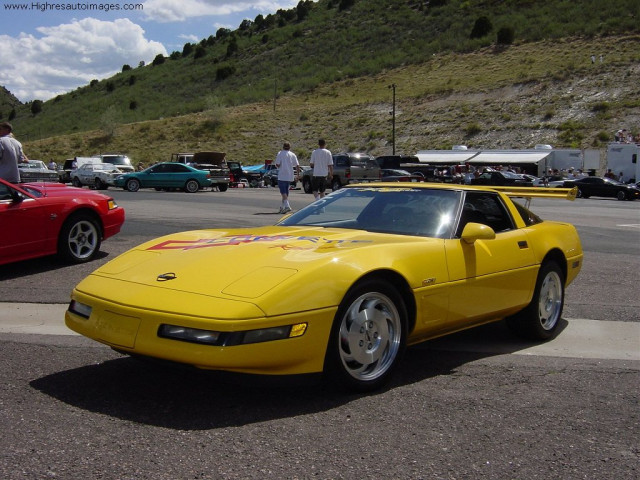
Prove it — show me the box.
[76,225,442,318]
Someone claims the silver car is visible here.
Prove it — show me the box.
[71,163,123,190]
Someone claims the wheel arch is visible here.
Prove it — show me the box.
[540,248,567,284]
[61,207,104,238]
[348,269,417,334]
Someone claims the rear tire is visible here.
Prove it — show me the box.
[324,279,407,392]
[184,179,200,193]
[507,261,564,340]
[217,183,228,192]
[72,177,82,188]
[331,177,342,191]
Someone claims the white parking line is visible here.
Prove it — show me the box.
[617,224,640,228]
[2,303,639,362]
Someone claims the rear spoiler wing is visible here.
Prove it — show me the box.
[490,186,577,208]
[490,186,577,201]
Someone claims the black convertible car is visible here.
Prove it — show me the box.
[562,177,639,200]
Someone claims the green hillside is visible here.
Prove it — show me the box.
[3,0,640,166]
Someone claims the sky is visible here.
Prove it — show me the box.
[0,0,301,103]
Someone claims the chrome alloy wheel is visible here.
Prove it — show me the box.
[537,269,563,331]
[338,292,402,382]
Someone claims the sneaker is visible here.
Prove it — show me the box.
[278,207,283,213]
[282,206,292,213]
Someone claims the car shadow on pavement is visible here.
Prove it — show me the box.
[29,319,566,430]
[0,251,110,280]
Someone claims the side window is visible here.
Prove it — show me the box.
[456,192,514,236]
[0,183,13,201]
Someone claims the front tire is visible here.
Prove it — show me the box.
[126,178,140,192]
[57,214,101,263]
[617,190,626,201]
[507,261,564,340]
[303,177,312,194]
[324,280,407,392]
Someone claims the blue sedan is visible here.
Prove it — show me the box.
[114,163,212,193]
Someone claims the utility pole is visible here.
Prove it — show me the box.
[388,83,396,155]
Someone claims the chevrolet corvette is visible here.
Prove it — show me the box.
[0,178,125,265]
[66,184,582,391]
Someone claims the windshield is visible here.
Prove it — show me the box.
[279,187,461,238]
[100,155,132,166]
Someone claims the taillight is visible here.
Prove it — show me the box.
[345,167,351,179]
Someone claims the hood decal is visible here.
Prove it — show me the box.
[146,234,373,251]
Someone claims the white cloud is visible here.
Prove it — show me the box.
[143,0,299,23]
[0,18,166,102]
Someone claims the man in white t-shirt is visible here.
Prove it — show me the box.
[309,138,333,200]
[275,141,299,213]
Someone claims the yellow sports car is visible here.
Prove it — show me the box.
[66,184,582,391]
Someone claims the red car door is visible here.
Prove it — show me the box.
[0,186,51,263]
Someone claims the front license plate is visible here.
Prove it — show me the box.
[95,311,141,348]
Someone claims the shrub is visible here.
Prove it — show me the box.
[497,27,515,45]
[194,45,206,59]
[152,54,165,66]
[470,16,493,39]
[129,100,138,110]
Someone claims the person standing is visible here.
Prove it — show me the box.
[309,138,333,200]
[274,141,299,213]
[0,122,28,183]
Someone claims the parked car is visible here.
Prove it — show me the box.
[471,170,534,187]
[18,160,59,182]
[561,176,639,200]
[71,163,124,190]
[263,168,298,188]
[114,162,212,193]
[66,183,582,392]
[302,152,380,193]
[380,169,424,182]
[0,178,125,265]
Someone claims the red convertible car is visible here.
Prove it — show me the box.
[0,178,125,265]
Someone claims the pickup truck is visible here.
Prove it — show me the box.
[302,152,380,193]
[171,152,230,191]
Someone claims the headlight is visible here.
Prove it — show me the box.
[68,300,92,319]
[107,199,118,210]
[158,323,308,346]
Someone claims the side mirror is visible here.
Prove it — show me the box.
[461,222,495,244]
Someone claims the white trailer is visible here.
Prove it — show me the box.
[606,143,639,183]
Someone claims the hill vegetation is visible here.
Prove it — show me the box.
[2,0,639,166]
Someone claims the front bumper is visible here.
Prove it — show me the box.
[65,290,336,376]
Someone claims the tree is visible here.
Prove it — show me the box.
[194,45,206,59]
[8,109,16,121]
[152,54,165,66]
[129,100,138,110]
[122,64,132,72]
[90,79,99,87]
[182,43,194,57]
[128,75,136,86]
[30,100,43,115]
[105,81,115,92]
[470,16,493,39]
[226,36,238,57]
[216,28,231,40]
